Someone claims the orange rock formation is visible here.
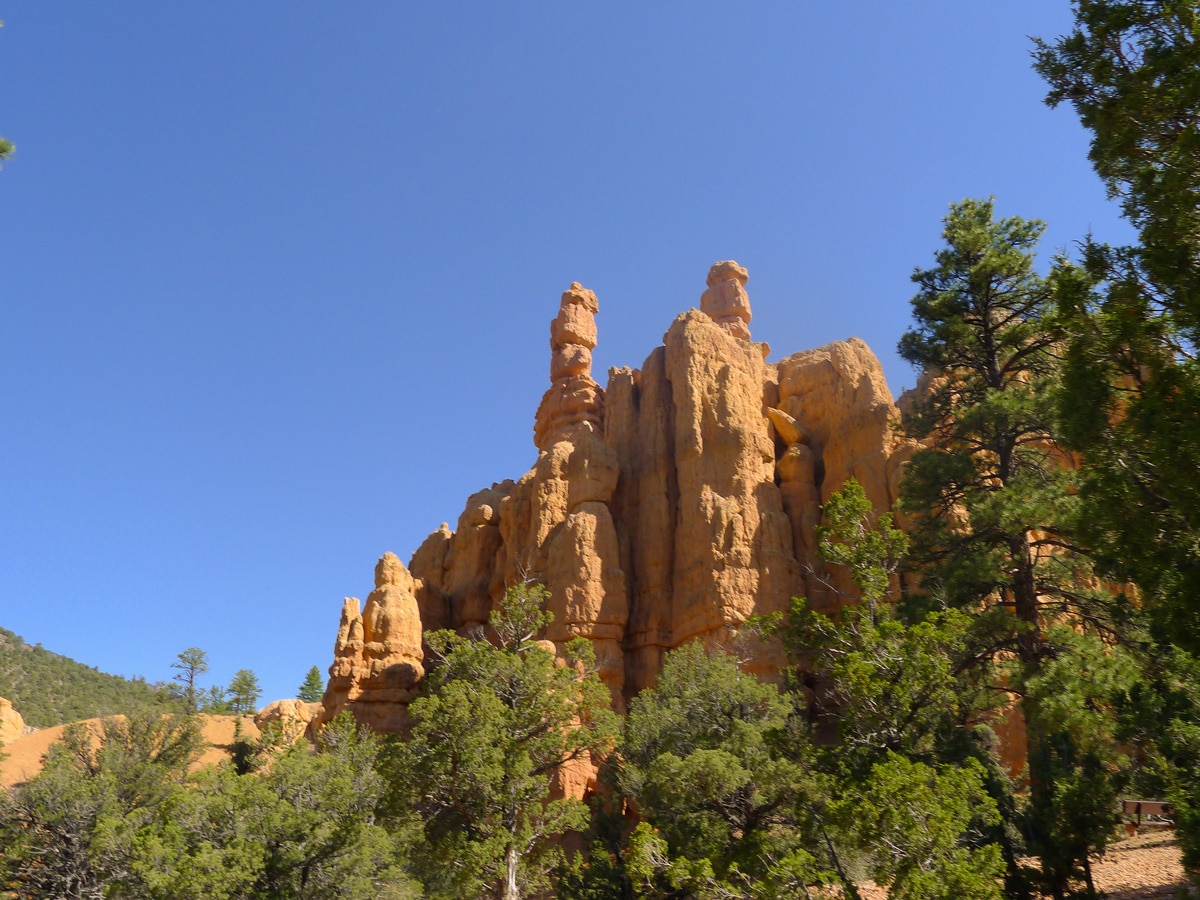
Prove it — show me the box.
[534,283,605,451]
[320,262,912,731]
[254,699,321,742]
[0,697,24,746]
[319,552,425,732]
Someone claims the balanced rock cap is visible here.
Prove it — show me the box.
[706,260,749,288]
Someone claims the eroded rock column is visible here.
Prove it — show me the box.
[664,262,800,679]
[774,339,904,605]
[606,350,677,697]
[544,427,628,707]
[534,283,605,451]
[530,286,629,706]
[319,552,424,734]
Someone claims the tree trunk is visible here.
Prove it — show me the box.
[1082,852,1097,899]
[1011,535,1041,664]
[502,843,520,900]
[1012,533,1067,898]
[819,821,862,900]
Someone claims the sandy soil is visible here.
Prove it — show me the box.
[1087,831,1195,900]
[0,714,261,788]
[849,831,1195,899]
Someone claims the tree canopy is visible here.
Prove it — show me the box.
[1034,1,1200,879]
[297,666,325,703]
[380,583,619,900]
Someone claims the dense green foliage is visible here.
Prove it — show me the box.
[381,583,619,900]
[131,717,416,899]
[788,484,999,779]
[0,713,206,897]
[793,481,1008,900]
[1034,0,1200,654]
[0,713,418,899]
[0,626,165,727]
[1033,0,1200,884]
[829,754,1003,900]
[618,642,811,896]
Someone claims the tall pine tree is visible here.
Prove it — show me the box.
[898,198,1127,898]
[1035,3,1200,879]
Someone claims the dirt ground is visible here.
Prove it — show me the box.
[0,714,260,788]
[850,830,1195,899]
[1085,830,1195,900]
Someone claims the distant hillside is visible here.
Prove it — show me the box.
[0,627,165,728]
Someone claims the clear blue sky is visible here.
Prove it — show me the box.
[1,3,1130,707]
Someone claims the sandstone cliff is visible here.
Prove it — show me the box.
[321,262,910,732]
[0,697,24,746]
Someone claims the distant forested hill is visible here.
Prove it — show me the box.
[0,627,165,728]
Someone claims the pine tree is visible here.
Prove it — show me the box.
[898,199,1071,642]
[298,665,325,703]
[226,669,262,716]
[201,684,231,715]
[898,199,1125,898]
[170,647,209,714]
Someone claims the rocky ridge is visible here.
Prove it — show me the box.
[320,261,915,733]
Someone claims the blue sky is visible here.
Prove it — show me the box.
[1,3,1130,706]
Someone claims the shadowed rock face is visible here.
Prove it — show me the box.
[321,261,909,731]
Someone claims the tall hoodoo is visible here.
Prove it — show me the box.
[534,282,605,451]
